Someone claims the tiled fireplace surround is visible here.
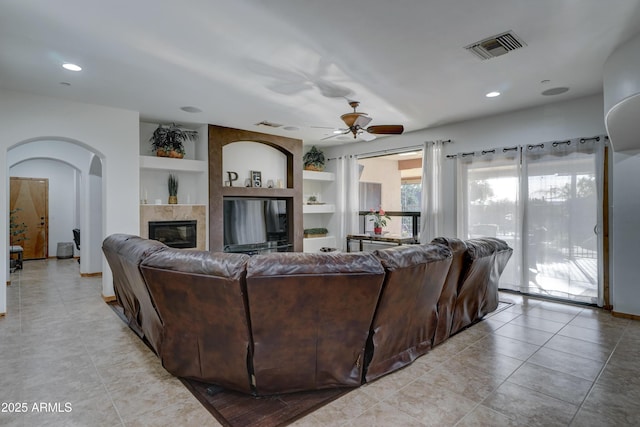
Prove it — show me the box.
[140,205,207,250]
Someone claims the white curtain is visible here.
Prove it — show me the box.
[420,141,444,243]
[335,155,360,250]
[456,147,522,290]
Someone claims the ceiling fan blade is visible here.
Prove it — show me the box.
[366,125,404,135]
[320,130,350,141]
[359,132,377,142]
[354,115,372,128]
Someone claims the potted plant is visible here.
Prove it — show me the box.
[168,173,178,204]
[369,208,391,235]
[10,208,28,246]
[304,227,328,238]
[303,145,325,171]
[150,123,198,158]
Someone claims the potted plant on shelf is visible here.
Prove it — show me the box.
[304,227,328,238]
[369,208,391,235]
[168,173,178,204]
[150,123,198,158]
[303,145,325,171]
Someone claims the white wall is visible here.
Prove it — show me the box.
[611,149,640,315]
[1,90,140,315]
[10,159,78,257]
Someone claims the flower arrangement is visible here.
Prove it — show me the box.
[369,208,391,228]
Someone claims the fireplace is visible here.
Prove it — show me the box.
[149,220,197,248]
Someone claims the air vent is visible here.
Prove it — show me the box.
[254,120,283,128]
[465,31,526,60]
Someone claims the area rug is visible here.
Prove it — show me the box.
[108,302,352,427]
[181,379,352,427]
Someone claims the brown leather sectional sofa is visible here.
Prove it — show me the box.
[103,234,512,396]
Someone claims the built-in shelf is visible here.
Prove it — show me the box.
[303,170,335,181]
[303,204,336,214]
[221,187,296,198]
[140,155,207,173]
[303,235,337,253]
[140,204,206,207]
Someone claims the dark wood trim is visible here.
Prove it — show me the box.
[81,272,102,278]
[208,125,303,252]
[102,294,117,303]
[612,311,640,321]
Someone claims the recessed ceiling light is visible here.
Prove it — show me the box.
[485,91,501,98]
[333,130,343,134]
[541,87,569,96]
[60,82,71,86]
[541,79,551,84]
[180,106,202,113]
[62,63,82,71]
[283,126,299,131]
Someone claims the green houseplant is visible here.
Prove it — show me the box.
[168,173,178,204]
[303,227,328,238]
[150,123,198,158]
[303,145,325,171]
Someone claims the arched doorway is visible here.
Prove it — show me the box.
[8,139,104,275]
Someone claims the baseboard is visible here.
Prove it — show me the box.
[611,311,640,321]
[81,272,102,278]
[102,294,117,303]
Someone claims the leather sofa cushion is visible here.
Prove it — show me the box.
[140,249,254,393]
[245,252,385,394]
[102,234,167,352]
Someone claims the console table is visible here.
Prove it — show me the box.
[346,234,416,252]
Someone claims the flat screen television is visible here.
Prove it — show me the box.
[223,197,290,254]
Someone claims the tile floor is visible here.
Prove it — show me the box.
[1,259,640,426]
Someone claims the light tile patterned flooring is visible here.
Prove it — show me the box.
[1,259,639,426]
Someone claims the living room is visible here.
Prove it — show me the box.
[2,1,640,425]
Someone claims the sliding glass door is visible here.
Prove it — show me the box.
[457,138,604,305]
[522,141,603,304]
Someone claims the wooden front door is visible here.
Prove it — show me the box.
[10,177,49,260]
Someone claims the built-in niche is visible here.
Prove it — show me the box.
[208,125,303,252]
[222,141,287,189]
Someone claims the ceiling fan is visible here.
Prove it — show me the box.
[325,100,404,141]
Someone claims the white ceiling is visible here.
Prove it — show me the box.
[2,0,640,146]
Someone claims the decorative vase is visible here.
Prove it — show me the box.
[156,149,168,157]
[168,196,178,204]
[168,150,184,159]
[374,226,382,235]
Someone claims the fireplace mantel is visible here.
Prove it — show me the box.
[140,204,207,250]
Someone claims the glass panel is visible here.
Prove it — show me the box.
[358,151,423,237]
[524,154,598,304]
[462,158,520,290]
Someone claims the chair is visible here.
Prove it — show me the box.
[73,229,80,263]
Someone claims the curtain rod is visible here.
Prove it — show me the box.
[329,139,453,161]
[327,144,423,161]
[446,135,606,159]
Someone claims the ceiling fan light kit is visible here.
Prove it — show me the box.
[339,101,404,140]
